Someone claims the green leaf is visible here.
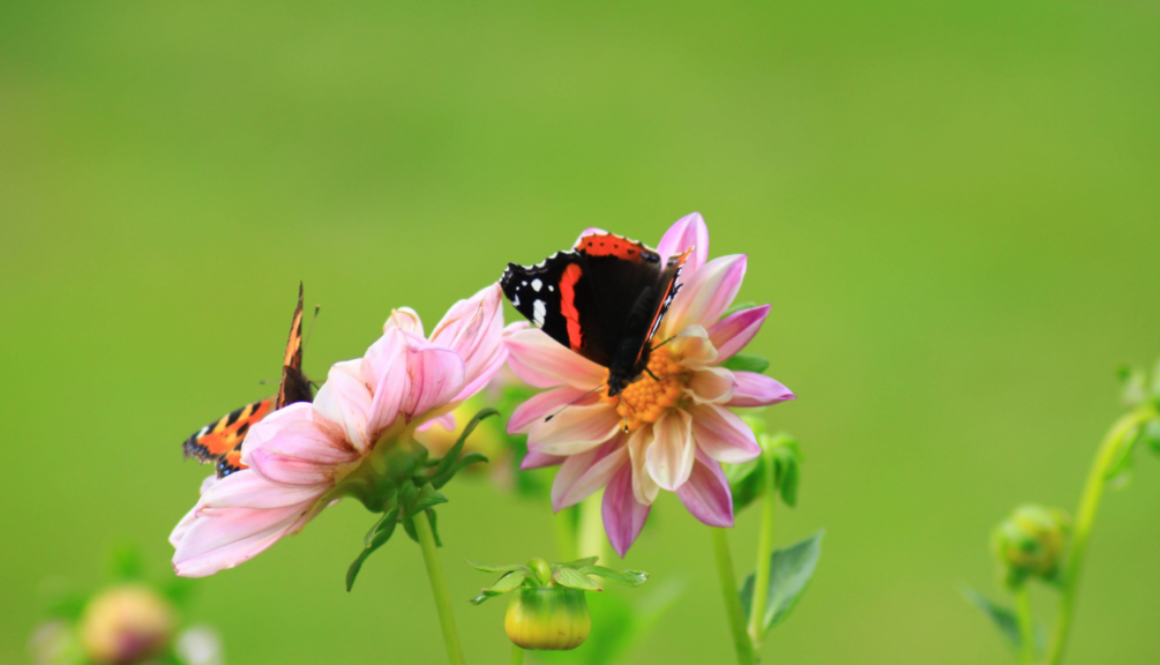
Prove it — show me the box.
[403,484,447,518]
[722,301,758,319]
[1105,425,1142,491]
[1119,365,1148,408]
[724,457,765,512]
[466,560,527,574]
[553,567,602,591]
[347,512,400,591]
[426,509,442,548]
[431,408,499,481]
[739,530,823,636]
[722,353,770,374]
[555,556,599,569]
[431,452,489,489]
[962,586,1044,655]
[579,566,648,586]
[470,570,528,604]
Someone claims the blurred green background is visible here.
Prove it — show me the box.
[3,0,1160,663]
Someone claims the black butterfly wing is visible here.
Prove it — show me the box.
[277,282,314,409]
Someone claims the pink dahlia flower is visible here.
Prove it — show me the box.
[170,284,506,577]
[506,213,794,556]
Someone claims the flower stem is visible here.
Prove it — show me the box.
[414,514,468,665]
[711,527,758,665]
[747,445,778,649]
[578,489,608,561]
[1044,404,1158,665]
[1014,585,1035,664]
[510,643,525,665]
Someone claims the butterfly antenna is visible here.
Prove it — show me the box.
[650,334,679,352]
[305,304,321,348]
[544,383,608,423]
[258,378,276,385]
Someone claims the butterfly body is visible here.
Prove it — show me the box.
[501,233,692,397]
[182,284,313,478]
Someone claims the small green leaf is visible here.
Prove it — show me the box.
[722,354,770,374]
[466,560,527,574]
[722,301,758,318]
[431,408,499,480]
[962,586,1043,655]
[471,570,528,604]
[431,452,489,489]
[579,566,648,586]
[553,567,602,591]
[347,512,400,591]
[401,516,419,544]
[555,556,599,569]
[404,484,448,518]
[724,457,765,512]
[739,530,823,636]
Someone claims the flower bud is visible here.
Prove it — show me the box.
[79,585,175,664]
[504,587,591,651]
[991,504,1071,589]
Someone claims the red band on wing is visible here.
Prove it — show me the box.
[575,233,658,262]
[560,263,585,350]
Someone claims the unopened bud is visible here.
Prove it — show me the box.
[79,585,175,664]
[505,587,591,651]
[992,504,1071,588]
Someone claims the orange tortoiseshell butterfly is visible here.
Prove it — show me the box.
[182,284,315,478]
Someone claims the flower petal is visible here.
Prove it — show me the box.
[602,464,651,558]
[201,468,328,509]
[645,409,695,491]
[527,402,621,456]
[505,327,607,390]
[508,386,589,435]
[361,329,411,436]
[627,427,660,505]
[172,504,307,578]
[676,448,734,527]
[429,284,507,403]
[551,437,628,511]
[708,305,770,362]
[657,212,709,272]
[669,325,719,369]
[383,307,424,336]
[312,359,373,452]
[663,254,747,335]
[727,372,796,407]
[242,403,354,467]
[403,338,466,420]
[689,403,761,464]
[503,323,562,389]
[521,449,566,470]
[686,366,735,404]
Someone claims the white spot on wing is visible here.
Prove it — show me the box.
[513,294,520,307]
[533,300,546,327]
[531,278,543,292]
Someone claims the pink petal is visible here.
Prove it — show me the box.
[727,372,796,407]
[242,403,353,467]
[677,448,734,527]
[361,330,411,437]
[508,386,589,434]
[201,468,328,509]
[602,464,651,558]
[689,403,761,464]
[505,328,607,390]
[417,413,455,433]
[383,307,424,336]
[645,409,695,491]
[521,449,567,470]
[573,227,609,247]
[686,367,735,404]
[708,305,770,362]
[312,359,373,452]
[527,402,621,456]
[657,212,709,272]
[669,325,719,369]
[402,338,466,420]
[172,504,307,578]
[663,254,747,335]
[551,437,628,511]
[504,323,561,389]
[627,427,660,505]
[247,449,338,486]
[429,284,507,403]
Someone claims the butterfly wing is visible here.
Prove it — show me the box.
[277,282,314,409]
[182,398,274,477]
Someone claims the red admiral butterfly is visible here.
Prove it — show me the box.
[501,232,692,397]
[182,284,315,478]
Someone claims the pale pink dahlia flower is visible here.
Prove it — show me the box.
[170,284,506,577]
[506,213,794,556]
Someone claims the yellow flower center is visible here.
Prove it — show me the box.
[609,347,687,432]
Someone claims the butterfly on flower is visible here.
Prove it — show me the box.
[181,284,314,478]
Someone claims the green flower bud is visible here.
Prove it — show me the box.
[991,504,1071,589]
[504,587,592,651]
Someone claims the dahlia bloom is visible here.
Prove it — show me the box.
[506,213,794,556]
[170,284,506,577]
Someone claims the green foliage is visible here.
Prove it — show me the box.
[1145,419,1160,458]
[467,556,648,606]
[962,587,1043,656]
[739,531,824,636]
[578,566,648,587]
[346,508,400,592]
[554,567,603,591]
[722,354,770,374]
[724,431,804,512]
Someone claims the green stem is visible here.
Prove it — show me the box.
[510,643,525,665]
[711,527,758,665]
[578,489,608,561]
[747,446,778,648]
[414,514,468,665]
[1044,404,1158,665]
[1014,585,1035,664]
